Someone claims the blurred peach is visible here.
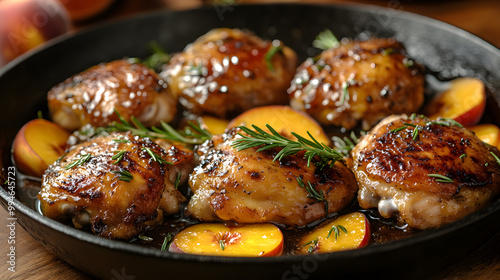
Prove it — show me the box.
[58,0,115,21]
[0,0,71,67]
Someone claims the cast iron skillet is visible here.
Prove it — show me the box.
[1,3,500,280]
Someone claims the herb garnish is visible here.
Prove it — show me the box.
[265,42,283,72]
[138,235,153,242]
[219,239,226,251]
[332,131,364,157]
[301,238,319,253]
[312,29,340,50]
[112,150,127,165]
[112,138,131,144]
[460,153,467,159]
[428,174,453,183]
[491,152,500,166]
[161,233,175,251]
[65,154,92,170]
[112,169,134,182]
[297,177,328,214]
[327,224,348,241]
[141,41,171,72]
[141,147,171,165]
[232,124,344,169]
[338,81,350,106]
[174,172,181,189]
[104,109,212,145]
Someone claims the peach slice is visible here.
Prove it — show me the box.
[169,223,284,257]
[298,212,370,254]
[12,119,70,177]
[199,115,229,135]
[424,77,486,127]
[227,105,330,145]
[468,124,500,148]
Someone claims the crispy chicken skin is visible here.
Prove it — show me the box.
[48,60,177,131]
[187,128,358,227]
[39,132,193,239]
[288,38,424,130]
[351,115,500,229]
[160,28,298,118]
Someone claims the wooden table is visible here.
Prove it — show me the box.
[1,0,499,279]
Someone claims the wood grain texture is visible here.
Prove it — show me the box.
[1,0,499,279]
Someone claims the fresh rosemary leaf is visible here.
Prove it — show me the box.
[265,42,282,71]
[301,238,319,254]
[428,174,453,183]
[141,147,171,165]
[312,29,339,50]
[112,138,131,143]
[327,224,348,241]
[491,152,500,166]
[297,177,328,214]
[105,109,212,145]
[112,150,127,165]
[174,172,181,189]
[412,126,420,141]
[232,124,344,169]
[338,81,350,106]
[161,233,175,251]
[219,239,226,251]
[65,154,92,170]
[460,153,467,159]
[138,235,153,242]
[141,41,171,72]
[332,131,364,157]
[390,125,408,133]
[112,169,134,182]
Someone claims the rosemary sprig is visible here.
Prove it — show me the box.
[338,81,350,106]
[265,42,282,72]
[327,224,348,241]
[174,172,181,189]
[112,150,127,165]
[65,154,92,170]
[105,109,212,145]
[297,177,328,214]
[460,153,467,159]
[389,125,408,133]
[138,235,153,242]
[141,147,171,165]
[219,239,226,251]
[428,118,463,128]
[112,169,134,182]
[161,233,175,251]
[332,131,364,156]
[490,152,500,166]
[428,174,453,183]
[141,41,171,72]
[312,29,339,50]
[301,238,319,253]
[232,124,344,169]
[112,138,131,144]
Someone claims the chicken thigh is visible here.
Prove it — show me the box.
[351,114,500,229]
[160,28,298,118]
[39,132,193,239]
[187,128,358,227]
[48,59,177,131]
[288,38,424,130]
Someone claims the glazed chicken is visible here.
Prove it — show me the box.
[160,28,298,118]
[351,115,500,229]
[288,38,424,130]
[48,59,177,131]
[39,132,194,239]
[187,128,358,227]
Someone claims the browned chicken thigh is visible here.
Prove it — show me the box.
[351,114,500,229]
[288,38,424,130]
[160,28,298,118]
[187,128,358,227]
[48,59,177,131]
[39,132,193,239]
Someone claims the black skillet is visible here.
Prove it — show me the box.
[1,3,499,280]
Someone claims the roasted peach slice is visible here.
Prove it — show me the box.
[199,115,229,135]
[424,77,486,126]
[12,119,70,177]
[298,212,370,254]
[468,124,500,148]
[169,223,284,257]
[227,105,330,145]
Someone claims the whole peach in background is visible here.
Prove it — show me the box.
[0,0,71,67]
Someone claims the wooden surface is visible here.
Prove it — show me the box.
[1,0,500,279]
